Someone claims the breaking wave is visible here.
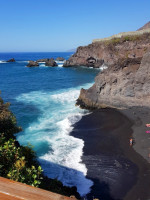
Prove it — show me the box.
[16,84,93,196]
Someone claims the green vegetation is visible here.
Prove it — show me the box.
[105,37,121,46]
[0,94,80,198]
[0,96,43,187]
[104,32,150,47]
[0,135,43,187]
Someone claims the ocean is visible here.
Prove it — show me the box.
[0,52,100,196]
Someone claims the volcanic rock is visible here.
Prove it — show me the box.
[76,48,150,109]
[45,58,57,67]
[7,58,15,62]
[75,29,150,109]
[27,61,39,67]
[64,32,150,68]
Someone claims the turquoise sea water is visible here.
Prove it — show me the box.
[0,52,100,196]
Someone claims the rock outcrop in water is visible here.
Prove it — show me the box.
[7,58,15,62]
[27,58,58,67]
[27,60,39,67]
[56,57,65,61]
[75,26,150,108]
[45,58,58,67]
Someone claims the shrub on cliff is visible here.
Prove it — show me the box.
[0,97,21,139]
[104,32,150,48]
[0,134,43,187]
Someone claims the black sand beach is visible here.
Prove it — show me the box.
[71,108,150,200]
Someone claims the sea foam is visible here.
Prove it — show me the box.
[16,84,93,196]
[0,60,7,63]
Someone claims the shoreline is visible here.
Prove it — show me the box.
[120,106,150,200]
[71,107,150,200]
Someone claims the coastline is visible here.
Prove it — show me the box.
[71,107,150,200]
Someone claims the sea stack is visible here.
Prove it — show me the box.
[7,58,15,62]
[27,61,39,67]
[45,58,58,67]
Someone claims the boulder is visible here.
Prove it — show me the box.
[56,57,65,61]
[45,58,58,67]
[27,61,39,67]
[7,58,15,62]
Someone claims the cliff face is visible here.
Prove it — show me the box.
[77,49,150,109]
[64,33,150,68]
[75,32,150,108]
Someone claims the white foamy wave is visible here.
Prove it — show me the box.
[0,60,7,63]
[58,64,63,67]
[100,64,108,71]
[39,113,93,196]
[55,61,65,64]
[51,89,80,104]
[16,84,94,196]
[39,63,47,67]
[55,60,64,67]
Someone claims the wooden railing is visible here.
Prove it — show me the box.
[0,177,77,200]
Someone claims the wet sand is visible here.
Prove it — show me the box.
[71,108,150,200]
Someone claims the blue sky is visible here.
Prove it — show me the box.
[0,0,150,52]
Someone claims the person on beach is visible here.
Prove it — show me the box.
[130,138,133,146]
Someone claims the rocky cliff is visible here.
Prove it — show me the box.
[72,29,150,108]
[64,32,150,68]
[76,48,150,109]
